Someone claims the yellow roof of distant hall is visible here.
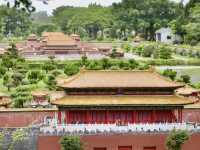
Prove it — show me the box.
[42,32,76,46]
[58,70,184,89]
[51,95,195,106]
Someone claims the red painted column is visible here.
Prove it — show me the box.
[180,109,183,123]
[134,111,138,123]
[65,110,69,124]
[132,111,135,123]
[58,111,61,124]
[106,110,109,124]
[86,110,90,124]
[178,109,183,123]
[152,110,156,123]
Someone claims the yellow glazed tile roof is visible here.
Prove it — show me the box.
[42,32,76,46]
[58,70,184,89]
[51,95,194,106]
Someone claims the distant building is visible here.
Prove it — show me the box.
[19,32,112,56]
[155,27,182,44]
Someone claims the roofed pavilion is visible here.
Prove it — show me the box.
[52,70,195,124]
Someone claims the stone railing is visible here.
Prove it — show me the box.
[39,123,200,135]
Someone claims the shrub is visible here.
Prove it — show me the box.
[128,59,138,69]
[118,60,129,69]
[158,45,172,59]
[141,44,154,57]
[80,55,89,67]
[86,61,102,70]
[100,58,111,69]
[166,129,189,150]
[121,42,132,52]
[51,70,62,77]
[180,75,191,84]
[64,63,79,76]
[138,63,149,70]
[60,136,83,150]
[110,65,120,70]
[42,63,56,73]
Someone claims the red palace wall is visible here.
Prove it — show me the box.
[38,133,200,150]
[0,109,56,127]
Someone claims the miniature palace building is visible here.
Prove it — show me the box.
[52,70,195,124]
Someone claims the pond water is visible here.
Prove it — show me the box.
[156,66,200,84]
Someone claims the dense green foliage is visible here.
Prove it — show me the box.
[11,85,33,108]
[112,0,177,40]
[133,43,172,59]
[166,129,189,150]
[0,6,32,38]
[52,4,113,40]
[60,136,83,150]
[0,0,199,45]
[184,3,200,45]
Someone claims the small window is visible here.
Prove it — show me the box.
[167,36,171,39]
[143,146,156,150]
[118,146,132,150]
[93,148,107,150]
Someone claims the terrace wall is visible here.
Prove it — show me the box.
[37,133,200,150]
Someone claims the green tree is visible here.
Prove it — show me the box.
[12,72,24,86]
[163,69,177,81]
[45,74,57,90]
[113,0,177,40]
[11,85,33,108]
[36,24,58,35]
[53,5,113,39]
[6,44,19,58]
[60,136,83,150]
[3,73,14,91]
[27,70,44,84]
[1,55,14,70]
[166,129,189,150]
[81,55,88,67]
[2,7,32,37]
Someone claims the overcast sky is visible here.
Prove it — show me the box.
[0,0,190,15]
[32,0,121,14]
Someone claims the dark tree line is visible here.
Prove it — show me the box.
[0,0,199,45]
